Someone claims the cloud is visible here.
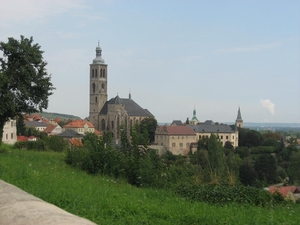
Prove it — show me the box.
[259,99,275,115]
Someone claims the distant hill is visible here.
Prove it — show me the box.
[35,112,81,121]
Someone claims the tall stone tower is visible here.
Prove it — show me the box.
[235,107,243,128]
[89,43,108,128]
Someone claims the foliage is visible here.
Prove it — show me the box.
[45,135,67,152]
[16,115,26,136]
[1,148,299,225]
[14,139,47,151]
[139,117,158,143]
[254,154,278,184]
[250,146,276,154]
[0,35,54,144]
[238,128,263,147]
[287,151,300,185]
[174,183,285,207]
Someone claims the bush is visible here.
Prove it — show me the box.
[14,140,47,151]
[174,183,284,207]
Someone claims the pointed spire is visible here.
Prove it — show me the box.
[193,106,196,116]
[237,106,242,120]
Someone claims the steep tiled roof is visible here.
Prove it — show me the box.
[99,96,153,117]
[188,120,234,133]
[269,186,300,196]
[43,124,57,133]
[63,120,95,129]
[158,125,196,135]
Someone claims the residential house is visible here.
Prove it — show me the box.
[269,186,300,203]
[57,129,84,140]
[63,120,101,135]
[25,121,48,132]
[155,125,197,155]
[43,124,63,136]
[2,119,17,145]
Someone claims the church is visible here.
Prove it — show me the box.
[88,43,154,143]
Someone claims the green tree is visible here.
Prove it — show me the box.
[16,115,26,135]
[238,128,263,147]
[0,36,54,144]
[287,151,300,185]
[139,117,157,143]
[254,154,278,184]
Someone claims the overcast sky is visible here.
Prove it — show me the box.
[1,0,299,123]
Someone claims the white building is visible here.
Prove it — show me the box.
[2,119,17,145]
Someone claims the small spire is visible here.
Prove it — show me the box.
[129,89,131,100]
[98,40,100,46]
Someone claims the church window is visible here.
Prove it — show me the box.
[92,69,94,78]
[100,69,103,77]
[92,83,96,93]
[101,119,105,130]
[111,121,114,129]
[95,97,97,103]
[95,69,98,77]
[103,69,106,78]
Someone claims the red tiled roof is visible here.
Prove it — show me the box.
[269,186,300,196]
[69,139,83,147]
[94,129,102,135]
[43,124,56,133]
[63,120,95,129]
[17,136,28,141]
[159,125,196,135]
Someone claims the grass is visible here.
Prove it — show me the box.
[0,144,299,224]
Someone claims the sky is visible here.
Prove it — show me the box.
[0,0,299,124]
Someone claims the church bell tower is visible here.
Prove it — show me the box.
[89,42,108,128]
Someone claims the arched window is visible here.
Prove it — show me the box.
[101,119,105,131]
[95,96,97,103]
[92,83,96,93]
[103,69,106,78]
[92,69,94,78]
[100,69,103,77]
[95,69,98,77]
[111,121,114,129]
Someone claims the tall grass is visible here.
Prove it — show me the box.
[0,145,299,225]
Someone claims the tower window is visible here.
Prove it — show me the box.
[103,69,106,78]
[95,69,98,77]
[100,69,103,77]
[111,121,114,129]
[95,96,97,103]
[92,83,96,93]
[92,69,94,78]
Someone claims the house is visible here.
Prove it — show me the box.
[1,119,17,145]
[17,136,29,142]
[43,124,63,136]
[269,186,300,203]
[63,120,100,135]
[25,121,48,132]
[154,125,197,155]
[88,44,154,144]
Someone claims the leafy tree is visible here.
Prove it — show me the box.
[254,154,278,184]
[16,115,26,135]
[238,128,263,147]
[239,161,257,186]
[46,135,67,152]
[224,140,234,150]
[139,117,157,143]
[287,151,300,185]
[0,35,54,144]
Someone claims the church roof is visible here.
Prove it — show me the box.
[99,96,153,117]
[92,43,105,64]
[188,120,235,133]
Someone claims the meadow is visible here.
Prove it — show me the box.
[0,145,299,225]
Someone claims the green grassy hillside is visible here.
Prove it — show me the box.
[0,145,299,225]
[36,111,81,120]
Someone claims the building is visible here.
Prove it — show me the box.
[1,119,17,145]
[88,43,154,143]
[43,124,63,136]
[25,121,48,132]
[155,125,197,155]
[63,120,100,135]
[188,120,239,147]
[235,107,243,128]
